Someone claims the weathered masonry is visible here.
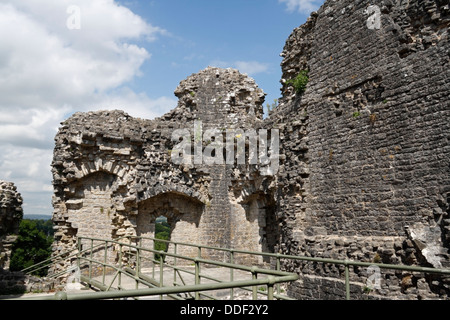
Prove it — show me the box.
[51,0,449,299]
[0,181,23,270]
[51,67,278,268]
[270,0,450,299]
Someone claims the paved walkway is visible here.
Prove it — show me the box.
[4,265,272,300]
[86,265,269,300]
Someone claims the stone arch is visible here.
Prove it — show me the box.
[65,171,119,240]
[234,190,279,264]
[136,191,205,264]
[72,159,130,182]
[50,170,123,269]
[137,180,208,205]
[67,159,138,230]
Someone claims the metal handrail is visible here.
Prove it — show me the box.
[75,236,299,300]
[8,234,450,300]
[16,275,298,300]
[131,235,450,276]
[74,235,450,300]
[20,236,129,278]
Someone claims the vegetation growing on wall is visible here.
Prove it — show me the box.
[287,70,309,95]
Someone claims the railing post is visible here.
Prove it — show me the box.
[118,243,123,289]
[159,251,164,300]
[136,238,141,289]
[230,250,234,299]
[152,237,155,278]
[276,253,281,296]
[89,238,93,281]
[267,276,275,300]
[195,258,200,300]
[345,260,350,300]
[173,243,177,285]
[103,240,108,285]
[76,237,81,277]
[251,267,257,300]
[138,237,142,274]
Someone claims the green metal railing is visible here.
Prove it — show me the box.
[78,236,302,300]
[11,235,450,300]
[18,236,130,280]
[15,235,299,300]
[124,235,450,300]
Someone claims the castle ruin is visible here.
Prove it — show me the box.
[50,0,449,299]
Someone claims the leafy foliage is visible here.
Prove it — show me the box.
[287,70,309,95]
[9,220,53,276]
[33,219,54,237]
[154,218,171,262]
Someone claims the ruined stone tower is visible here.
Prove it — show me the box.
[268,0,450,299]
[51,67,278,269]
[51,0,449,299]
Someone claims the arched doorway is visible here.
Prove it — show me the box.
[66,171,117,239]
[154,216,171,262]
[233,191,279,265]
[136,192,204,265]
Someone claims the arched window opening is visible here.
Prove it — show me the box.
[154,215,171,262]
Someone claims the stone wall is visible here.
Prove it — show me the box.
[0,180,23,270]
[271,0,449,299]
[51,67,275,274]
[49,0,449,300]
[0,269,55,296]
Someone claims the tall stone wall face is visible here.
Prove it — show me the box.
[0,181,23,270]
[51,67,276,274]
[272,0,449,299]
[50,1,449,299]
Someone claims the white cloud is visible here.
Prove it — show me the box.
[0,1,158,108]
[209,60,270,76]
[0,107,69,150]
[0,0,171,216]
[279,0,323,14]
[89,88,177,120]
[234,61,270,75]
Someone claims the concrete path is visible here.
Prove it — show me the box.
[4,265,273,300]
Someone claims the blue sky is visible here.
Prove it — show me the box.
[118,0,323,113]
[0,0,325,217]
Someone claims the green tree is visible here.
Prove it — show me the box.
[9,220,53,276]
[34,219,54,237]
[154,231,170,262]
[154,218,171,263]
[155,221,170,234]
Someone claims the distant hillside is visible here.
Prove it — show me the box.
[155,216,167,224]
[24,214,52,221]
